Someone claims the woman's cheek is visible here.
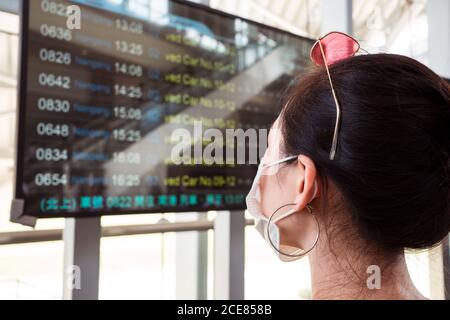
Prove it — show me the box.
[260,175,284,218]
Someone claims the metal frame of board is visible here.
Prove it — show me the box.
[11,0,314,221]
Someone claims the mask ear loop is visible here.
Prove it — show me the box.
[266,203,320,259]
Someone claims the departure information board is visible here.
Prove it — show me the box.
[14,0,313,218]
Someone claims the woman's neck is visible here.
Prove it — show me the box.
[307,240,426,300]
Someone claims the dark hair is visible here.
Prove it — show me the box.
[281,53,450,250]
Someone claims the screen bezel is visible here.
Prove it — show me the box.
[14,0,314,219]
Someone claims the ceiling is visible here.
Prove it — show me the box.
[209,0,428,63]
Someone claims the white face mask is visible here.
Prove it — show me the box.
[246,157,318,262]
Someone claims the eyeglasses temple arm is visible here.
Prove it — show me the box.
[262,155,299,168]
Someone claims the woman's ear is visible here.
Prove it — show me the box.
[294,155,319,212]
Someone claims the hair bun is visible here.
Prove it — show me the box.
[281,53,450,250]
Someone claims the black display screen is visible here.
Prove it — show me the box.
[14,0,313,218]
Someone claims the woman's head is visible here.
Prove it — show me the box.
[265,53,450,252]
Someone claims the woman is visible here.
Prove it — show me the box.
[246,32,450,300]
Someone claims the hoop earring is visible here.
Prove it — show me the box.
[266,203,320,259]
